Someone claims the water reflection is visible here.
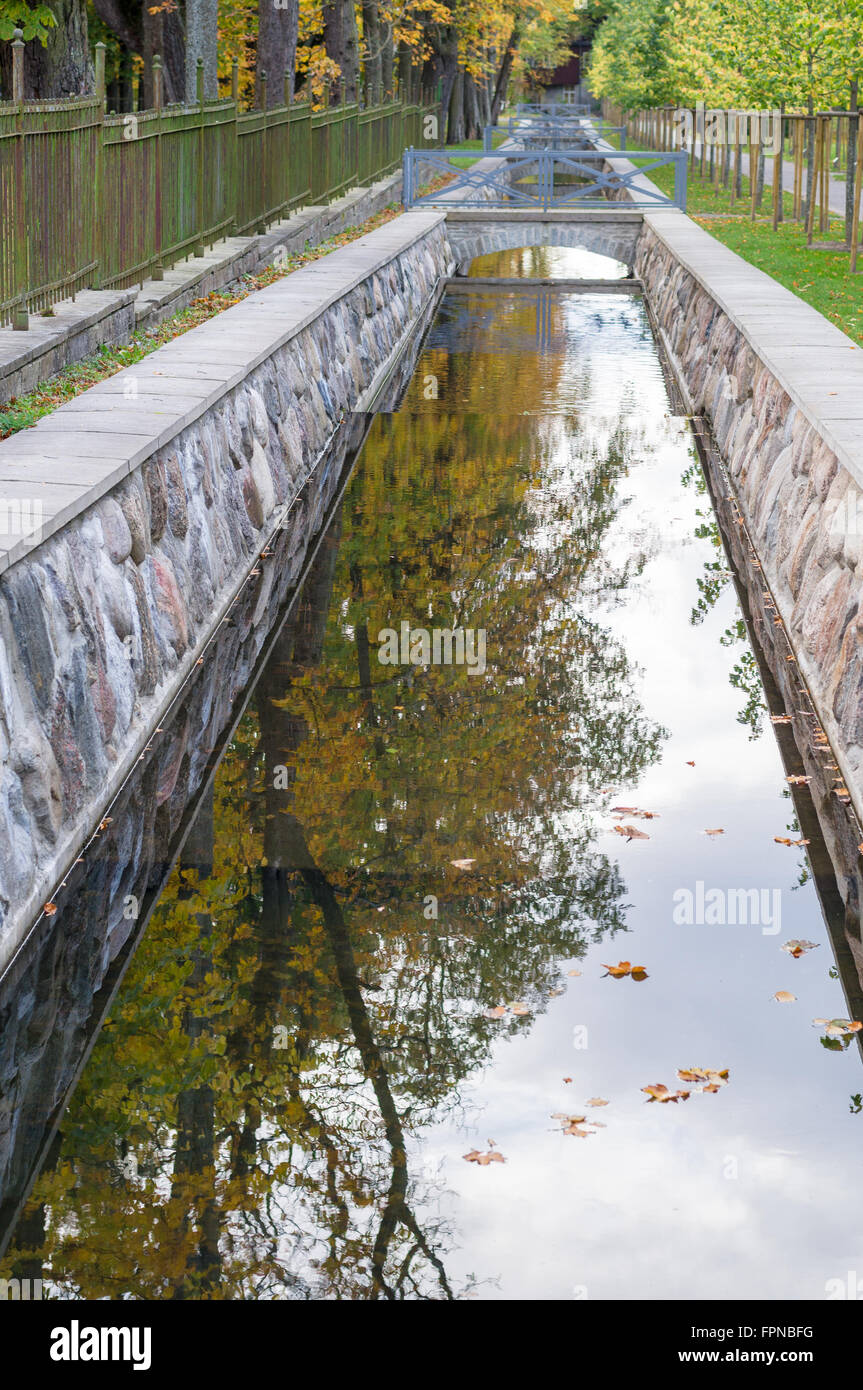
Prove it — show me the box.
[2,279,863,1301]
[468,246,629,280]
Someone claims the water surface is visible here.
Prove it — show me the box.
[2,250,861,1301]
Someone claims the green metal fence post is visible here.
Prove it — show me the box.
[152,54,164,279]
[92,41,106,289]
[194,57,205,255]
[258,71,268,232]
[11,29,28,330]
[231,58,239,232]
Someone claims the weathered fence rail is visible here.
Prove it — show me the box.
[0,32,434,329]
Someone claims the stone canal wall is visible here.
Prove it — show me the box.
[0,209,452,972]
[635,207,863,962]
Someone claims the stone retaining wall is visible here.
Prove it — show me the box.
[0,212,452,971]
[637,220,863,964]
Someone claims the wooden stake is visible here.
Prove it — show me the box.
[806,117,823,245]
[851,121,863,272]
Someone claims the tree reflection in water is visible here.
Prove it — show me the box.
[2,294,669,1300]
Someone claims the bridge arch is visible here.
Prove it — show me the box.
[444,217,641,275]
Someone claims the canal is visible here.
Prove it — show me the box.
[1,245,861,1300]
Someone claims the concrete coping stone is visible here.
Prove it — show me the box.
[0,207,447,577]
[590,134,863,491]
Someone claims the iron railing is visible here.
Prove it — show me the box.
[483,119,627,153]
[402,147,688,211]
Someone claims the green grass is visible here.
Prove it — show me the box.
[0,199,423,440]
[605,132,863,345]
[445,135,505,169]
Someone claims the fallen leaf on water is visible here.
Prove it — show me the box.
[642,1083,691,1103]
[564,1124,594,1137]
[686,760,696,766]
[787,775,811,785]
[567,969,582,977]
[613,824,650,841]
[610,805,639,814]
[774,836,810,846]
[773,991,797,1003]
[704,828,725,836]
[771,714,793,725]
[676,1067,729,1091]
[450,858,476,870]
[463,1148,506,1165]
[813,1018,863,1037]
[782,939,819,958]
[563,1076,573,1084]
[483,1005,507,1019]
[602,960,648,980]
[548,987,565,997]
[43,902,57,916]
[509,1002,530,1016]
[586,1097,609,1107]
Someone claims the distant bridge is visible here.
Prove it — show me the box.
[442,209,644,275]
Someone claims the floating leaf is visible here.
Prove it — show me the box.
[567,969,582,977]
[813,1018,863,1037]
[483,1006,507,1019]
[613,823,650,841]
[782,939,819,958]
[602,961,648,980]
[586,1097,608,1107]
[450,858,476,870]
[787,775,811,785]
[43,902,57,916]
[509,1002,530,1016]
[686,760,696,766]
[463,1148,506,1165]
[563,1077,573,1084]
[774,837,810,847]
[704,828,725,836]
[773,991,797,1003]
[676,1067,729,1091]
[642,1083,691,1103]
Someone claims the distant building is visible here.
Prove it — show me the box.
[536,38,593,106]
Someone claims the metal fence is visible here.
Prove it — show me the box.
[403,147,687,211]
[483,118,626,153]
[0,35,435,328]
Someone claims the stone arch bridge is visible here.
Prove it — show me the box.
[443,210,644,276]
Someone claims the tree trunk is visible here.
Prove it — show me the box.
[464,68,480,140]
[185,0,219,103]
[489,24,520,126]
[257,0,300,107]
[437,20,459,143]
[381,21,394,100]
[398,39,412,103]
[362,0,383,105]
[447,67,464,144]
[93,0,184,105]
[0,0,90,98]
[323,0,360,105]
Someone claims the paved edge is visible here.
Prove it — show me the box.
[0,171,404,408]
[0,207,447,578]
